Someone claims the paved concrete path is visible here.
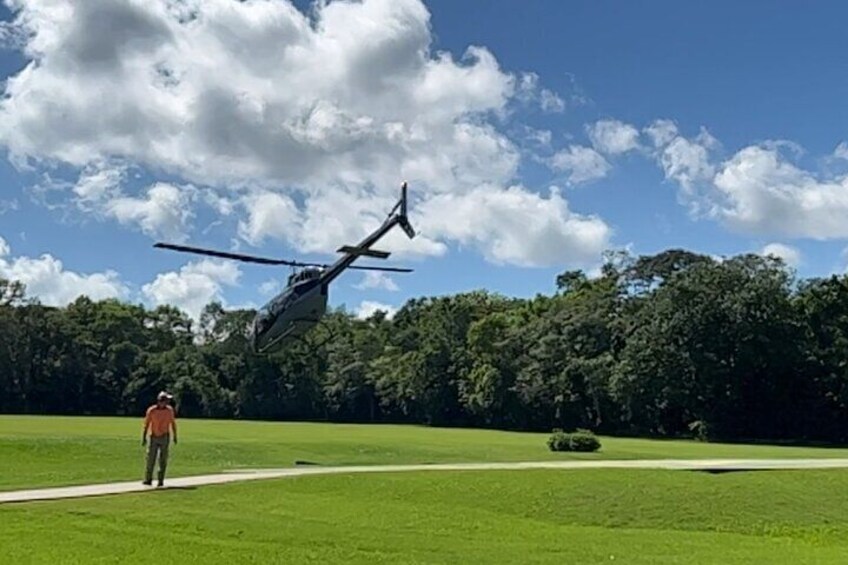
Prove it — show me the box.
[3,458,848,504]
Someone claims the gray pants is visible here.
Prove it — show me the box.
[145,435,170,483]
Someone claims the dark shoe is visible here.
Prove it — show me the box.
[142,480,152,486]
[157,479,164,487]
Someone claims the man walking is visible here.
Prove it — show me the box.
[142,391,178,487]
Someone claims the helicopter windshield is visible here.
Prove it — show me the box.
[255,305,274,332]
[288,268,320,286]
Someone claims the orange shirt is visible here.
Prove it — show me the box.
[144,405,176,437]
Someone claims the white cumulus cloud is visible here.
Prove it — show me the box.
[355,300,397,319]
[105,182,194,241]
[644,119,679,147]
[0,0,610,270]
[142,259,241,320]
[416,185,611,267]
[712,145,848,239]
[635,118,848,240]
[72,163,124,204]
[661,135,717,194]
[587,119,641,155]
[0,236,128,305]
[237,191,303,247]
[548,145,611,185]
[354,271,399,291]
[57,163,196,241]
[646,119,720,198]
[0,0,516,193]
[644,128,848,240]
[760,243,801,268]
[516,72,564,113]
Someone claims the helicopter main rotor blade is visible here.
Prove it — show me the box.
[155,242,413,272]
[153,243,319,267]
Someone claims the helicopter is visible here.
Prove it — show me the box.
[154,182,416,353]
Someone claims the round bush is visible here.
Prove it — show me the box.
[547,429,601,453]
[568,431,601,452]
[547,430,571,451]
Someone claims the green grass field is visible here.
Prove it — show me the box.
[3,416,848,563]
[4,415,848,491]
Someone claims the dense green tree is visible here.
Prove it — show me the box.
[460,312,520,426]
[613,255,805,439]
[795,275,848,441]
[514,270,621,431]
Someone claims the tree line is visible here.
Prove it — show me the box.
[2,248,848,444]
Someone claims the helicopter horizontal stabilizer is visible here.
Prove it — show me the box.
[336,245,391,259]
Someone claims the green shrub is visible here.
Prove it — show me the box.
[547,430,571,451]
[547,428,601,452]
[568,430,601,452]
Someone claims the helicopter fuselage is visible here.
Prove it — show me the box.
[250,269,328,352]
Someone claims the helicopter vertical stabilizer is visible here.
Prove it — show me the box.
[398,181,416,239]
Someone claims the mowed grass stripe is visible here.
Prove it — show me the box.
[3,470,848,564]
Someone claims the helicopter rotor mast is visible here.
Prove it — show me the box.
[318,181,416,287]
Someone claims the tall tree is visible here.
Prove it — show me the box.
[613,255,805,439]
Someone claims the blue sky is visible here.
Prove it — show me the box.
[1,0,847,319]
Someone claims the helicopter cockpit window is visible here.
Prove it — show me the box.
[256,306,273,332]
[289,269,318,287]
